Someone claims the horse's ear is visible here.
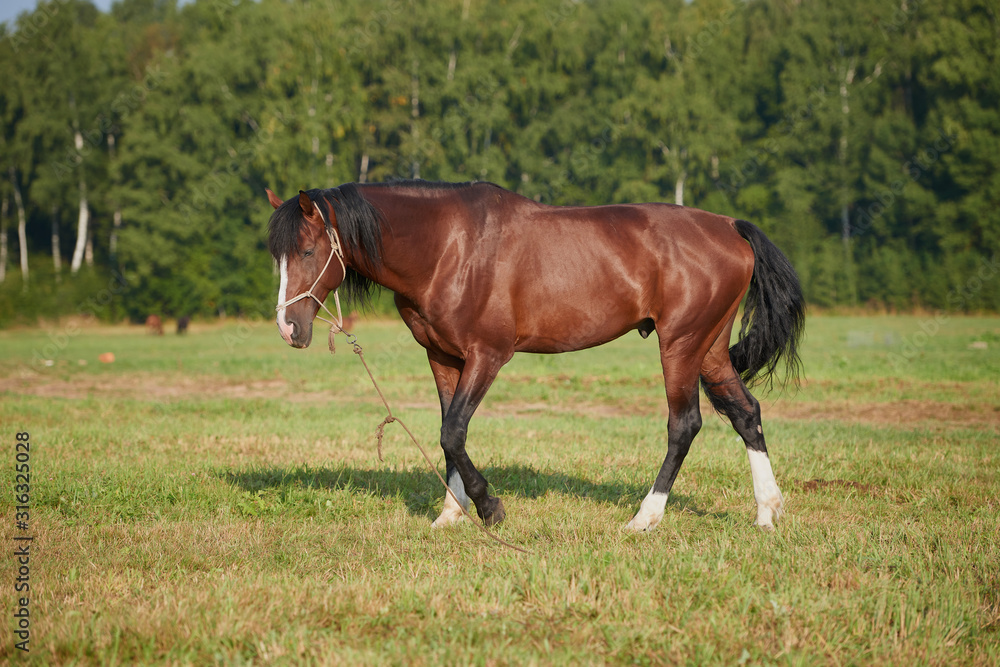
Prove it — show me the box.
[298,190,316,218]
[266,188,283,210]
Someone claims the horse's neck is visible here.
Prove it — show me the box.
[351,185,460,298]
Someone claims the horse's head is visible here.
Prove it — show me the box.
[266,188,345,349]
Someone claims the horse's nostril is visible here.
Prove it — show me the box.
[290,321,299,340]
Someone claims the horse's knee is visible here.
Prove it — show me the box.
[687,409,703,438]
[440,421,467,452]
[671,404,702,444]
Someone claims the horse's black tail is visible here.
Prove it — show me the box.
[729,219,806,388]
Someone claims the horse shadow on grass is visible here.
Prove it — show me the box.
[218,462,729,523]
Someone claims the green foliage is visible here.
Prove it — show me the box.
[1,0,998,324]
[0,259,125,328]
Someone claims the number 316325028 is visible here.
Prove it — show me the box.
[16,432,30,517]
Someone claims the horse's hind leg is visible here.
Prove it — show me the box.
[627,338,704,532]
[700,332,784,529]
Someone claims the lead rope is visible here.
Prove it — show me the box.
[346,337,529,554]
[278,200,529,554]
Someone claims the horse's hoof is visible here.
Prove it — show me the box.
[431,507,468,528]
[479,497,506,527]
[625,513,661,532]
[625,491,667,532]
[755,494,783,530]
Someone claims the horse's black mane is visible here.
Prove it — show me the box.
[267,183,384,310]
[267,179,504,309]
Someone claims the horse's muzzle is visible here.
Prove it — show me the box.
[277,313,312,348]
[289,320,312,348]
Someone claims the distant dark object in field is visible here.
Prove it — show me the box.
[177,316,190,334]
[266,181,804,533]
[145,315,163,335]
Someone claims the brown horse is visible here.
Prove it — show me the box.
[145,314,163,335]
[266,181,804,531]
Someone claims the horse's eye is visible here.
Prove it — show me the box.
[303,249,314,258]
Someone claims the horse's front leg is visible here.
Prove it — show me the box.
[425,349,471,528]
[432,454,471,528]
[437,348,511,527]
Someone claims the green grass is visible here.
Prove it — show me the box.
[1,314,999,665]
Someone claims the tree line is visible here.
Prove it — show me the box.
[1,0,997,325]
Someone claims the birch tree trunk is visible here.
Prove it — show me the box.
[411,59,420,179]
[0,197,8,284]
[675,171,686,206]
[10,167,28,287]
[358,153,369,183]
[70,129,90,274]
[51,206,62,282]
[110,208,121,259]
[107,133,122,263]
[840,59,857,305]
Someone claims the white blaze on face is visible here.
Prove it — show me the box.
[747,449,783,529]
[276,255,294,344]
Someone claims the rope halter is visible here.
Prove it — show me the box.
[274,199,352,352]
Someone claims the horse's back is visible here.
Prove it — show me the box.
[487,198,753,352]
[499,198,752,284]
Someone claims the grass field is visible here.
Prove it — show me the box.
[1,313,999,665]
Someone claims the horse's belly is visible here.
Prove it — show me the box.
[513,310,639,354]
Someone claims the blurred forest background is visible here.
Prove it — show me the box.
[0,0,997,325]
